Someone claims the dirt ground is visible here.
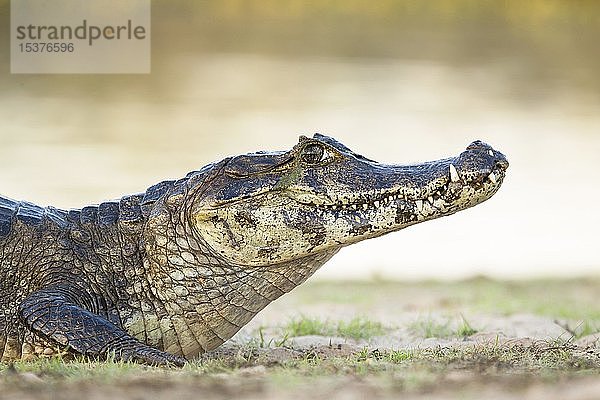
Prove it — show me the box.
[2,278,600,400]
[4,374,600,400]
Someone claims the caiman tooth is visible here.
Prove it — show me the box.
[415,200,423,212]
[362,203,368,211]
[374,200,380,207]
[488,171,497,184]
[449,164,460,183]
[427,196,434,205]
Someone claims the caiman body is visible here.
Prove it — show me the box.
[0,134,508,366]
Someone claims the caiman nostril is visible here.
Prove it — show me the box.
[495,156,509,170]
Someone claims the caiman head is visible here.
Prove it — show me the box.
[141,133,508,356]
[190,134,509,267]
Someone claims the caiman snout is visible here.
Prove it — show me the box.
[452,140,509,187]
[466,140,509,169]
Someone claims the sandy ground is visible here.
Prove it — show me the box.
[2,279,600,400]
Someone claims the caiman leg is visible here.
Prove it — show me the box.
[18,286,185,367]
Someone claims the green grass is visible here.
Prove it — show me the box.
[276,341,600,379]
[285,316,331,337]
[283,316,387,340]
[295,278,600,325]
[456,314,478,337]
[577,321,600,338]
[253,326,290,348]
[3,340,597,380]
[409,316,453,338]
[555,320,600,339]
[337,317,387,339]
[283,313,476,342]
[387,349,413,363]
[408,314,479,339]
[445,278,600,322]
[0,355,150,383]
[3,279,600,398]
[209,340,600,388]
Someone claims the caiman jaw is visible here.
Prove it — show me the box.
[302,163,507,216]
[292,140,508,242]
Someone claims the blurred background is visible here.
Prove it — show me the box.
[1,0,599,280]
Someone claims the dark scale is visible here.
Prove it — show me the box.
[0,197,18,237]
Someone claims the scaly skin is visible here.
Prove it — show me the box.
[0,134,508,366]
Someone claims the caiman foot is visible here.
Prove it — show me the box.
[18,286,186,367]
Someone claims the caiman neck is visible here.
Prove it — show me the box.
[139,185,339,358]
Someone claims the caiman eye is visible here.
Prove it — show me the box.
[301,143,325,165]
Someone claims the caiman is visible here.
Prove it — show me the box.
[0,134,508,366]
